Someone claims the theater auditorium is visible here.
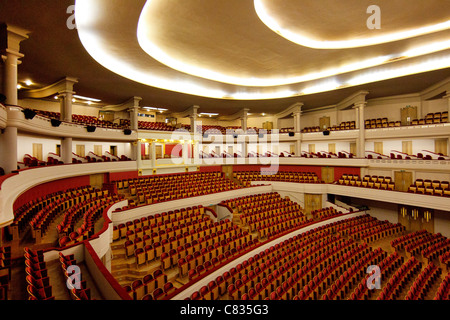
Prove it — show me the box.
[0,0,449,304]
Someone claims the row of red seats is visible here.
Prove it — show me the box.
[24,248,54,300]
[13,185,97,234]
[0,246,11,300]
[320,248,386,300]
[405,262,442,300]
[114,206,207,239]
[56,190,111,235]
[334,215,376,236]
[188,228,336,300]
[191,212,372,299]
[349,251,404,300]
[58,195,123,247]
[294,243,375,300]
[440,251,450,270]
[59,252,92,300]
[377,256,422,300]
[404,232,447,257]
[234,171,321,185]
[391,230,429,252]
[123,269,171,300]
[359,223,405,244]
[408,178,450,196]
[422,239,450,262]
[311,207,342,221]
[222,192,279,209]
[187,237,259,283]
[434,274,450,300]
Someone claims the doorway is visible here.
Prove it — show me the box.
[32,143,43,161]
[394,171,413,192]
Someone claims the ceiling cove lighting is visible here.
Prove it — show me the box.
[76,0,450,100]
[347,56,450,86]
[143,106,168,112]
[73,95,102,102]
[254,0,450,49]
[199,113,219,117]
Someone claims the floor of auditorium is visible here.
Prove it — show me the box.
[2,204,449,300]
[109,224,448,301]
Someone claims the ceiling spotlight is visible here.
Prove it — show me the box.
[17,84,22,89]
[25,80,33,86]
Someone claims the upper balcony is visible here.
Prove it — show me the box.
[6,105,137,141]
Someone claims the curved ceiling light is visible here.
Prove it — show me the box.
[254,0,450,49]
[76,0,450,101]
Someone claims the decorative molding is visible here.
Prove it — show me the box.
[101,96,142,112]
[19,77,78,99]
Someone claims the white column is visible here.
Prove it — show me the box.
[240,114,248,134]
[1,25,29,105]
[182,141,188,164]
[293,111,302,156]
[193,141,200,165]
[2,52,22,105]
[58,91,74,122]
[61,137,72,164]
[129,106,139,131]
[136,140,142,167]
[3,126,18,173]
[355,103,366,158]
[190,115,198,135]
[445,93,450,123]
[151,140,157,168]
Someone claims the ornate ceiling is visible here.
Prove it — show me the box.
[1,0,450,115]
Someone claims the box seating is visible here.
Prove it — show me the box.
[408,179,450,196]
[336,174,395,190]
[234,171,322,186]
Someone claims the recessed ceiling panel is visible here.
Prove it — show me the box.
[255,0,450,48]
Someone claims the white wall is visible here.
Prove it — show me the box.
[72,140,130,157]
[17,134,61,162]
[434,210,450,238]
[366,96,421,121]
[422,99,447,116]
[365,138,436,155]
[350,198,399,224]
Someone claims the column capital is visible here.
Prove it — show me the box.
[0,23,30,54]
[353,102,367,109]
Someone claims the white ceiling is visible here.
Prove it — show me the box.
[2,0,450,115]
